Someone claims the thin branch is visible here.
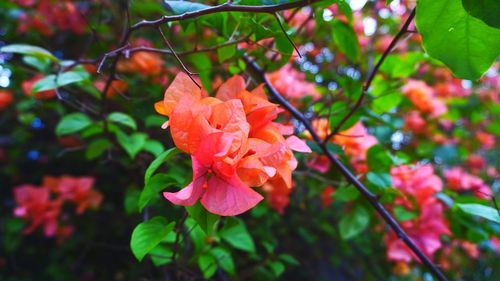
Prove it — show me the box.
[274,12,302,58]
[323,9,416,143]
[157,26,201,88]
[245,55,448,281]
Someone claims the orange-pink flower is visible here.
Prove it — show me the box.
[402,80,447,118]
[155,73,311,215]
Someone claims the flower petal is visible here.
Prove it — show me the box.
[201,175,263,216]
[286,136,312,152]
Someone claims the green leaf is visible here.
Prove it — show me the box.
[149,244,173,266]
[116,131,147,159]
[0,44,58,61]
[339,205,370,239]
[139,174,179,212]
[23,56,51,72]
[142,140,165,157]
[332,186,360,202]
[55,113,93,136]
[217,44,236,63]
[210,247,235,275]
[32,71,89,93]
[462,0,500,28]
[366,145,393,172]
[107,112,137,130]
[268,261,285,277]
[279,254,300,266]
[85,138,112,160]
[371,92,402,114]
[124,188,141,215]
[186,203,219,236]
[457,203,500,223]
[163,0,210,15]
[394,205,418,221]
[144,148,180,186]
[130,217,175,261]
[219,217,255,252]
[366,171,392,190]
[416,0,500,79]
[331,20,360,62]
[198,254,217,279]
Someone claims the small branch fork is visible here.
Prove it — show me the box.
[323,8,416,143]
[91,2,448,280]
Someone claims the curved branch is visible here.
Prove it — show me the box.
[323,8,416,143]
[245,56,449,281]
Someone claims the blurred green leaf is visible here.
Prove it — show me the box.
[130,217,175,261]
[144,147,180,186]
[339,205,370,239]
[186,202,219,236]
[331,20,360,62]
[107,112,137,130]
[0,44,58,61]
[55,113,93,136]
[457,203,500,223]
[219,217,255,252]
[116,131,147,159]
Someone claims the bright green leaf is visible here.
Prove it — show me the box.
[144,148,180,186]
[198,254,217,279]
[339,205,370,239]
[416,0,500,79]
[108,112,137,130]
[163,0,210,15]
[116,131,147,159]
[331,20,360,62]
[219,217,255,252]
[55,113,93,136]
[130,217,175,261]
[0,44,58,61]
[186,202,219,235]
[457,203,500,223]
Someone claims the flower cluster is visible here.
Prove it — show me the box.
[13,176,103,242]
[11,0,87,36]
[386,164,450,263]
[444,167,492,199]
[402,80,447,118]
[155,73,311,215]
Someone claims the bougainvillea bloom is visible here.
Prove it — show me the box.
[333,121,377,174]
[320,186,335,208]
[13,176,102,241]
[391,164,443,204]
[385,199,450,263]
[13,185,61,236]
[0,90,14,111]
[155,73,311,215]
[402,80,447,118]
[267,64,320,100]
[94,79,129,98]
[444,167,492,199]
[117,38,164,76]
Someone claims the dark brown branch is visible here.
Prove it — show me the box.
[245,56,448,281]
[130,0,319,31]
[157,26,201,88]
[274,12,302,58]
[323,8,416,143]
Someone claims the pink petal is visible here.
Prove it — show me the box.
[286,136,312,153]
[201,175,263,216]
[163,158,206,206]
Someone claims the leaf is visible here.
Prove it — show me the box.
[416,0,500,79]
[332,186,360,202]
[366,171,392,190]
[331,19,360,62]
[457,203,500,223]
[186,202,219,235]
[210,247,235,275]
[139,174,179,212]
[366,145,393,172]
[371,92,402,114]
[198,254,217,279]
[85,138,112,160]
[55,113,93,136]
[149,244,173,266]
[116,131,147,159]
[144,148,180,186]
[268,261,285,277]
[130,217,175,261]
[279,254,300,266]
[163,0,210,15]
[32,71,89,93]
[217,44,236,63]
[462,0,500,28]
[339,205,370,239]
[142,140,165,157]
[107,112,137,130]
[23,56,51,72]
[0,44,58,61]
[219,217,255,253]
[394,205,418,221]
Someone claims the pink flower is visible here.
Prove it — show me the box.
[307,155,331,173]
[402,80,447,118]
[267,64,320,100]
[385,199,450,263]
[444,167,492,199]
[391,164,442,204]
